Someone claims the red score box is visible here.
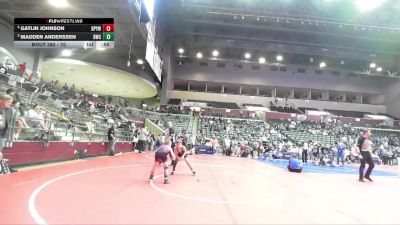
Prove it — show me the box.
[102,24,114,32]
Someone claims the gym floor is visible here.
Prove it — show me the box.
[1,152,399,224]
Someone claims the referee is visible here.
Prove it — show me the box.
[357,130,375,182]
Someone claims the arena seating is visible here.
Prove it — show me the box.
[188,100,240,109]
[129,109,190,133]
[268,120,338,145]
[325,109,367,118]
[197,116,268,144]
[270,106,300,114]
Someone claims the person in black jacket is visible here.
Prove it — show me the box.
[107,123,116,156]
[357,130,375,182]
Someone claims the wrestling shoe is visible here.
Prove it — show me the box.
[364,176,373,182]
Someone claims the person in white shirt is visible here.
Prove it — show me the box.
[357,130,375,182]
[26,104,45,129]
[302,141,309,163]
[223,136,231,155]
[136,127,148,153]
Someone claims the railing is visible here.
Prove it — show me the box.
[6,113,135,148]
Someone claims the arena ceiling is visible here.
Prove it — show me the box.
[41,58,157,98]
[165,0,400,76]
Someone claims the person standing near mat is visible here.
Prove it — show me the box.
[167,122,175,148]
[171,139,196,176]
[107,123,116,156]
[149,138,175,184]
[357,130,375,182]
[0,94,18,173]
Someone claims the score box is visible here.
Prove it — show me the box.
[102,24,114,32]
[95,41,114,49]
[102,32,114,41]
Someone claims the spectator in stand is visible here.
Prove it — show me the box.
[26,104,45,129]
[69,84,75,96]
[17,62,27,76]
[12,101,28,140]
[26,73,33,81]
[6,89,21,103]
[59,107,70,122]
[62,83,68,91]
[0,94,17,173]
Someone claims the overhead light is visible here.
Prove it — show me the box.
[340,60,345,65]
[355,0,386,12]
[136,59,144,65]
[376,67,383,72]
[258,57,266,64]
[212,50,219,57]
[276,55,283,62]
[61,49,72,57]
[48,0,69,8]
[369,62,376,68]
[319,62,326,68]
[244,53,251,59]
[196,52,203,59]
[178,48,184,54]
[309,57,314,62]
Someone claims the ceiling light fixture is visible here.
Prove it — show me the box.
[259,57,266,64]
[276,55,283,62]
[319,62,326,68]
[212,50,219,57]
[178,48,184,54]
[376,67,383,72]
[244,53,251,59]
[136,59,144,65]
[61,49,72,57]
[196,52,203,59]
[48,0,70,8]
[356,0,386,12]
[369,62,376,68]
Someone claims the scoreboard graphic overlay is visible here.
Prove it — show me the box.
[14,18,114,49]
